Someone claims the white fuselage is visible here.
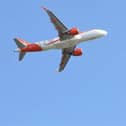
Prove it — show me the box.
[36,29,107,51]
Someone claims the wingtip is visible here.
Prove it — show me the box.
[56,68,62,73]
[41,6,48,11]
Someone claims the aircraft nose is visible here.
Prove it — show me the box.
[97,30,108,36]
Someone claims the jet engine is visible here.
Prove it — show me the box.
[68,28,79,35]
[72,48,83,56]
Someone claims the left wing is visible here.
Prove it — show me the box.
[58,46,75,72]
[42,7,72,40]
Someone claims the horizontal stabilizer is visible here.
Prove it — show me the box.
[19,52,26,61]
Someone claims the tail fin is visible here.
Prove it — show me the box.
[14,38,30,61]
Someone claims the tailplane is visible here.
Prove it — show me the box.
[14,38,30,61]
[19,52,26,61]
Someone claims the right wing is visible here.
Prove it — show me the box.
[58,46,76,72]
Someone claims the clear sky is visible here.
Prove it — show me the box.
[0,0,126,126]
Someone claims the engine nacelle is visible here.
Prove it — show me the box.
[68,28,79,35]
[72,48,83,56]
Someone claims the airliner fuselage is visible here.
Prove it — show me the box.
[36,29,107,51]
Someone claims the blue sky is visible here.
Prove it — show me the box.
[0,0,126,126]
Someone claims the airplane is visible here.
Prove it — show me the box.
[14,7,107,72]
